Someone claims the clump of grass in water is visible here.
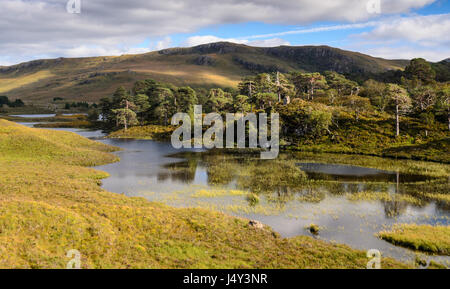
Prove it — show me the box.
[307,224,320,235]
[347,191,423,205]
[191,189,248,198]
[108,125,175,140]
[247,193,260,206]
[379,224,450,256]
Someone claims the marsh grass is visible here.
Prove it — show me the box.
[108,125,175,140]
[379,224,450,256]
[347,191,423,205]
[191,189,248,198]
[165,150,449,212]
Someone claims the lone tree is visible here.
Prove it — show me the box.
[387,84,411,137]
[112,101,138,131]
[111,86,138,131]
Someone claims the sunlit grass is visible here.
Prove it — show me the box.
[0,70,54,93]
[347,191,423,205]
[379,224,450,256]
[108,125,175,140]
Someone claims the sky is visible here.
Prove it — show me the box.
[0,0,449,66]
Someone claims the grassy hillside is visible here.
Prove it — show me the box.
[0,119,409,268]
[0,42,409,104]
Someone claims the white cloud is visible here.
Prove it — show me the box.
[183,35,290,47]
[154,37,173,50]
[0,0,436,65]
[348,14,450,61]
[360,14,450,46]
[361,46,450,62]
[248,38,291,47]
[246,22,379,39]
[182,36,248,47]
[64,46,151,58]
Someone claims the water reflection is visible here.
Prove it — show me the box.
[158,152,446,218]
[297,163,434,182]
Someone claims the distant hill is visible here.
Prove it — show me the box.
[432,59,450,82]
[0,42,412,103]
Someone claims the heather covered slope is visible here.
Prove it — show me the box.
[0,42,409,103]
[0,120,409,268]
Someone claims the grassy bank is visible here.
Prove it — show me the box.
[287,113,450,163]
[0,119,409,268]
[379,224,450,256]
[108,125,174,140]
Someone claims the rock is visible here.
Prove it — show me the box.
[193,55,216,66]
[248,220,264,229]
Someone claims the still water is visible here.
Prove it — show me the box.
[11,113,85,118]
[18,123,450,265]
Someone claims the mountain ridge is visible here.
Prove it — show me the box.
[0,42,414,103]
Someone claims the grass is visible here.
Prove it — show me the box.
[307,224,320,235]
[0,70,54,93]
[0,114,95,129]
[379,224,450,256]
[0,119,410,268]
[347,191,423,205]
[287,112,450,163]
[33,120,93,129]
[108,125,175,140]
[291,151,450,178]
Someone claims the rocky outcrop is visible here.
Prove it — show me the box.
[193,55,216,66]
[248,220,264,230]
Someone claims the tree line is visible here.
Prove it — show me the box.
[0,96,25,108]
[98,58,449,138]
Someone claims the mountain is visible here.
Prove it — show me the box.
[0,42,410,103]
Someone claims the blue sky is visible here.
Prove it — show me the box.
[0,0,449,65]
[155,0,450,59]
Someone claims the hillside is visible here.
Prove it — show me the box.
[0,42,409,103]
